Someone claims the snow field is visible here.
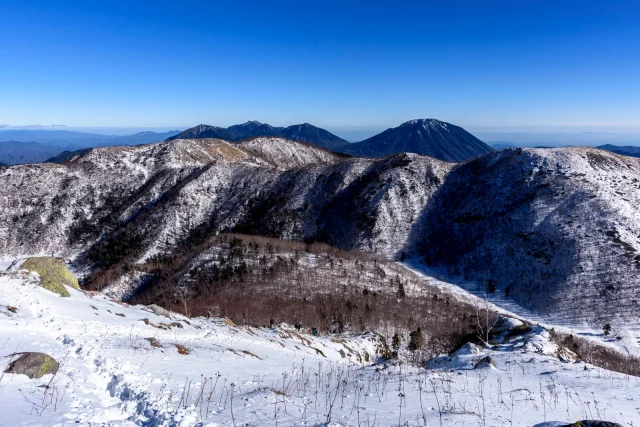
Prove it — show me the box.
[2,274,640,426]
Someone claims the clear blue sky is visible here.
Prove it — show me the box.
[1,0,639,133]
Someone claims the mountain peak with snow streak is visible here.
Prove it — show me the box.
[337,118,493,162]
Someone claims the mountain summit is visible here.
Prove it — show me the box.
[337,119,493,162]
[279,123,349,150]
[226,121,283,140]
[166,124,232,141]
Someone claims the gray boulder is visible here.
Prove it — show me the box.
[563,422,623,427]
[473,356,496,369]
[4,352,59,379]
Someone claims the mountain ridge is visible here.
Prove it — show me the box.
[168,119,492,162]
[167,121,350,151]
[0,138,638,323]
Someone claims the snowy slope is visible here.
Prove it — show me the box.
[235,137,346,168]
[2,273,639,426]
[420,147,640,323]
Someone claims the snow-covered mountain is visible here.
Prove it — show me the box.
[0,137,448,261]
[337,118,494,162]
[3,137,640,425]
[420,147,640,322]
[168,119,492,163]
[1,138,640,324]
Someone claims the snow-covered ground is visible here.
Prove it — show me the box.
[2,273,639,426]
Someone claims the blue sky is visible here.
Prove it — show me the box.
[1,0,639,134]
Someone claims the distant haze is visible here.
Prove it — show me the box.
[474,131,640,147]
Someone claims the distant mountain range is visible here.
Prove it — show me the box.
[167,121,350,151]
[8,120,640,166]
[0,141,65,164]
[170,119,494,162]
[598,144,640,159]
[0,130,180,164]
[489,142,517,150]
[478,131,640,147]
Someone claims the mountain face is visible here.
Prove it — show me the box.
[420,147,640,322]
[167,122,349,151]
[1,138,639,323]
[0,136,448,261]
[337,119,494,162]
[279,123,349,149]
[226,121,283,140]
[165,124,232,141]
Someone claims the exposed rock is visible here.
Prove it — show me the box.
[21,257,79,297]
[473,356,496,369]
[4,352,59,379]
[557,346,579,363]
[561,421,623,427]
[491,316,526,343]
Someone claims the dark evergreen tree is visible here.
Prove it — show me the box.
[408,328,422,352]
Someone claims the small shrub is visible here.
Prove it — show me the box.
[146,337,162,348]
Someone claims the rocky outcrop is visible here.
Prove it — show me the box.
[21,257,79,297]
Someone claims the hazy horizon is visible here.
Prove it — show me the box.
[2,122,640,146]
